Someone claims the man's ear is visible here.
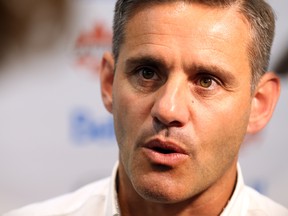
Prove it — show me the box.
[247,72,281,134]
[100,52,115,114]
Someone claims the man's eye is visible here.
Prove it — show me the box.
[139,67,157,80]
[196,75,220,90]
[127,66,162,93]
[199,77,213,88]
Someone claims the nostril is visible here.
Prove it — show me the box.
[153,117,183,131]
[168,120,183,127]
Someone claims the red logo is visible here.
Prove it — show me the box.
[75,22,112,76]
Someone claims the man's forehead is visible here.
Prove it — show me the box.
[117,2,251,80]
[124,1,248,39]
[122,2,249,50]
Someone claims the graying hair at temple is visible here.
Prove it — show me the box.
[112,0,275,90]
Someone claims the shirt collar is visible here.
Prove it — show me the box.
[105,161,120,216]
[221,163,247,216]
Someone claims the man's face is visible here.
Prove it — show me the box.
[110,2,252,203]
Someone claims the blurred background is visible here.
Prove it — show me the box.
[0,0,287,214]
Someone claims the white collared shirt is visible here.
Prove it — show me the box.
[4,162,288,216]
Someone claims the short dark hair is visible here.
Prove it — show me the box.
[112,0,275,89]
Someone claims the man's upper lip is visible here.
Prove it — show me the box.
[141,139,187,154]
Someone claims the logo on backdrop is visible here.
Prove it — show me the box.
[70,108,115,145]
[71,22,113,145]
[75,22,112,75]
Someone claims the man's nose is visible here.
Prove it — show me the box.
[151,78,190,127]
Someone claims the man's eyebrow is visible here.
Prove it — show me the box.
[191,63,238,85]
[125,56,167,69]
[191,63,229,76]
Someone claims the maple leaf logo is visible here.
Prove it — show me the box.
[75,22,112,76]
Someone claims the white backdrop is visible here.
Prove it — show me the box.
[0,0,287,214]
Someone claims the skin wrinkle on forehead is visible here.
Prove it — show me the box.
[124,2,250,66]
[128,2,244,39]
[124,3,250,67]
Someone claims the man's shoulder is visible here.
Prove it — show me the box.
[244,185,288,216]
[3,177,111,216]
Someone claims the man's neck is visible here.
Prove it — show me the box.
[117,164,237,216]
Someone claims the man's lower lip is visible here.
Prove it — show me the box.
[142,147,188,166]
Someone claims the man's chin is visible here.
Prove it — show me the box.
[131,172,193,204]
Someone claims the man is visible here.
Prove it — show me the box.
[5,0,288,215]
